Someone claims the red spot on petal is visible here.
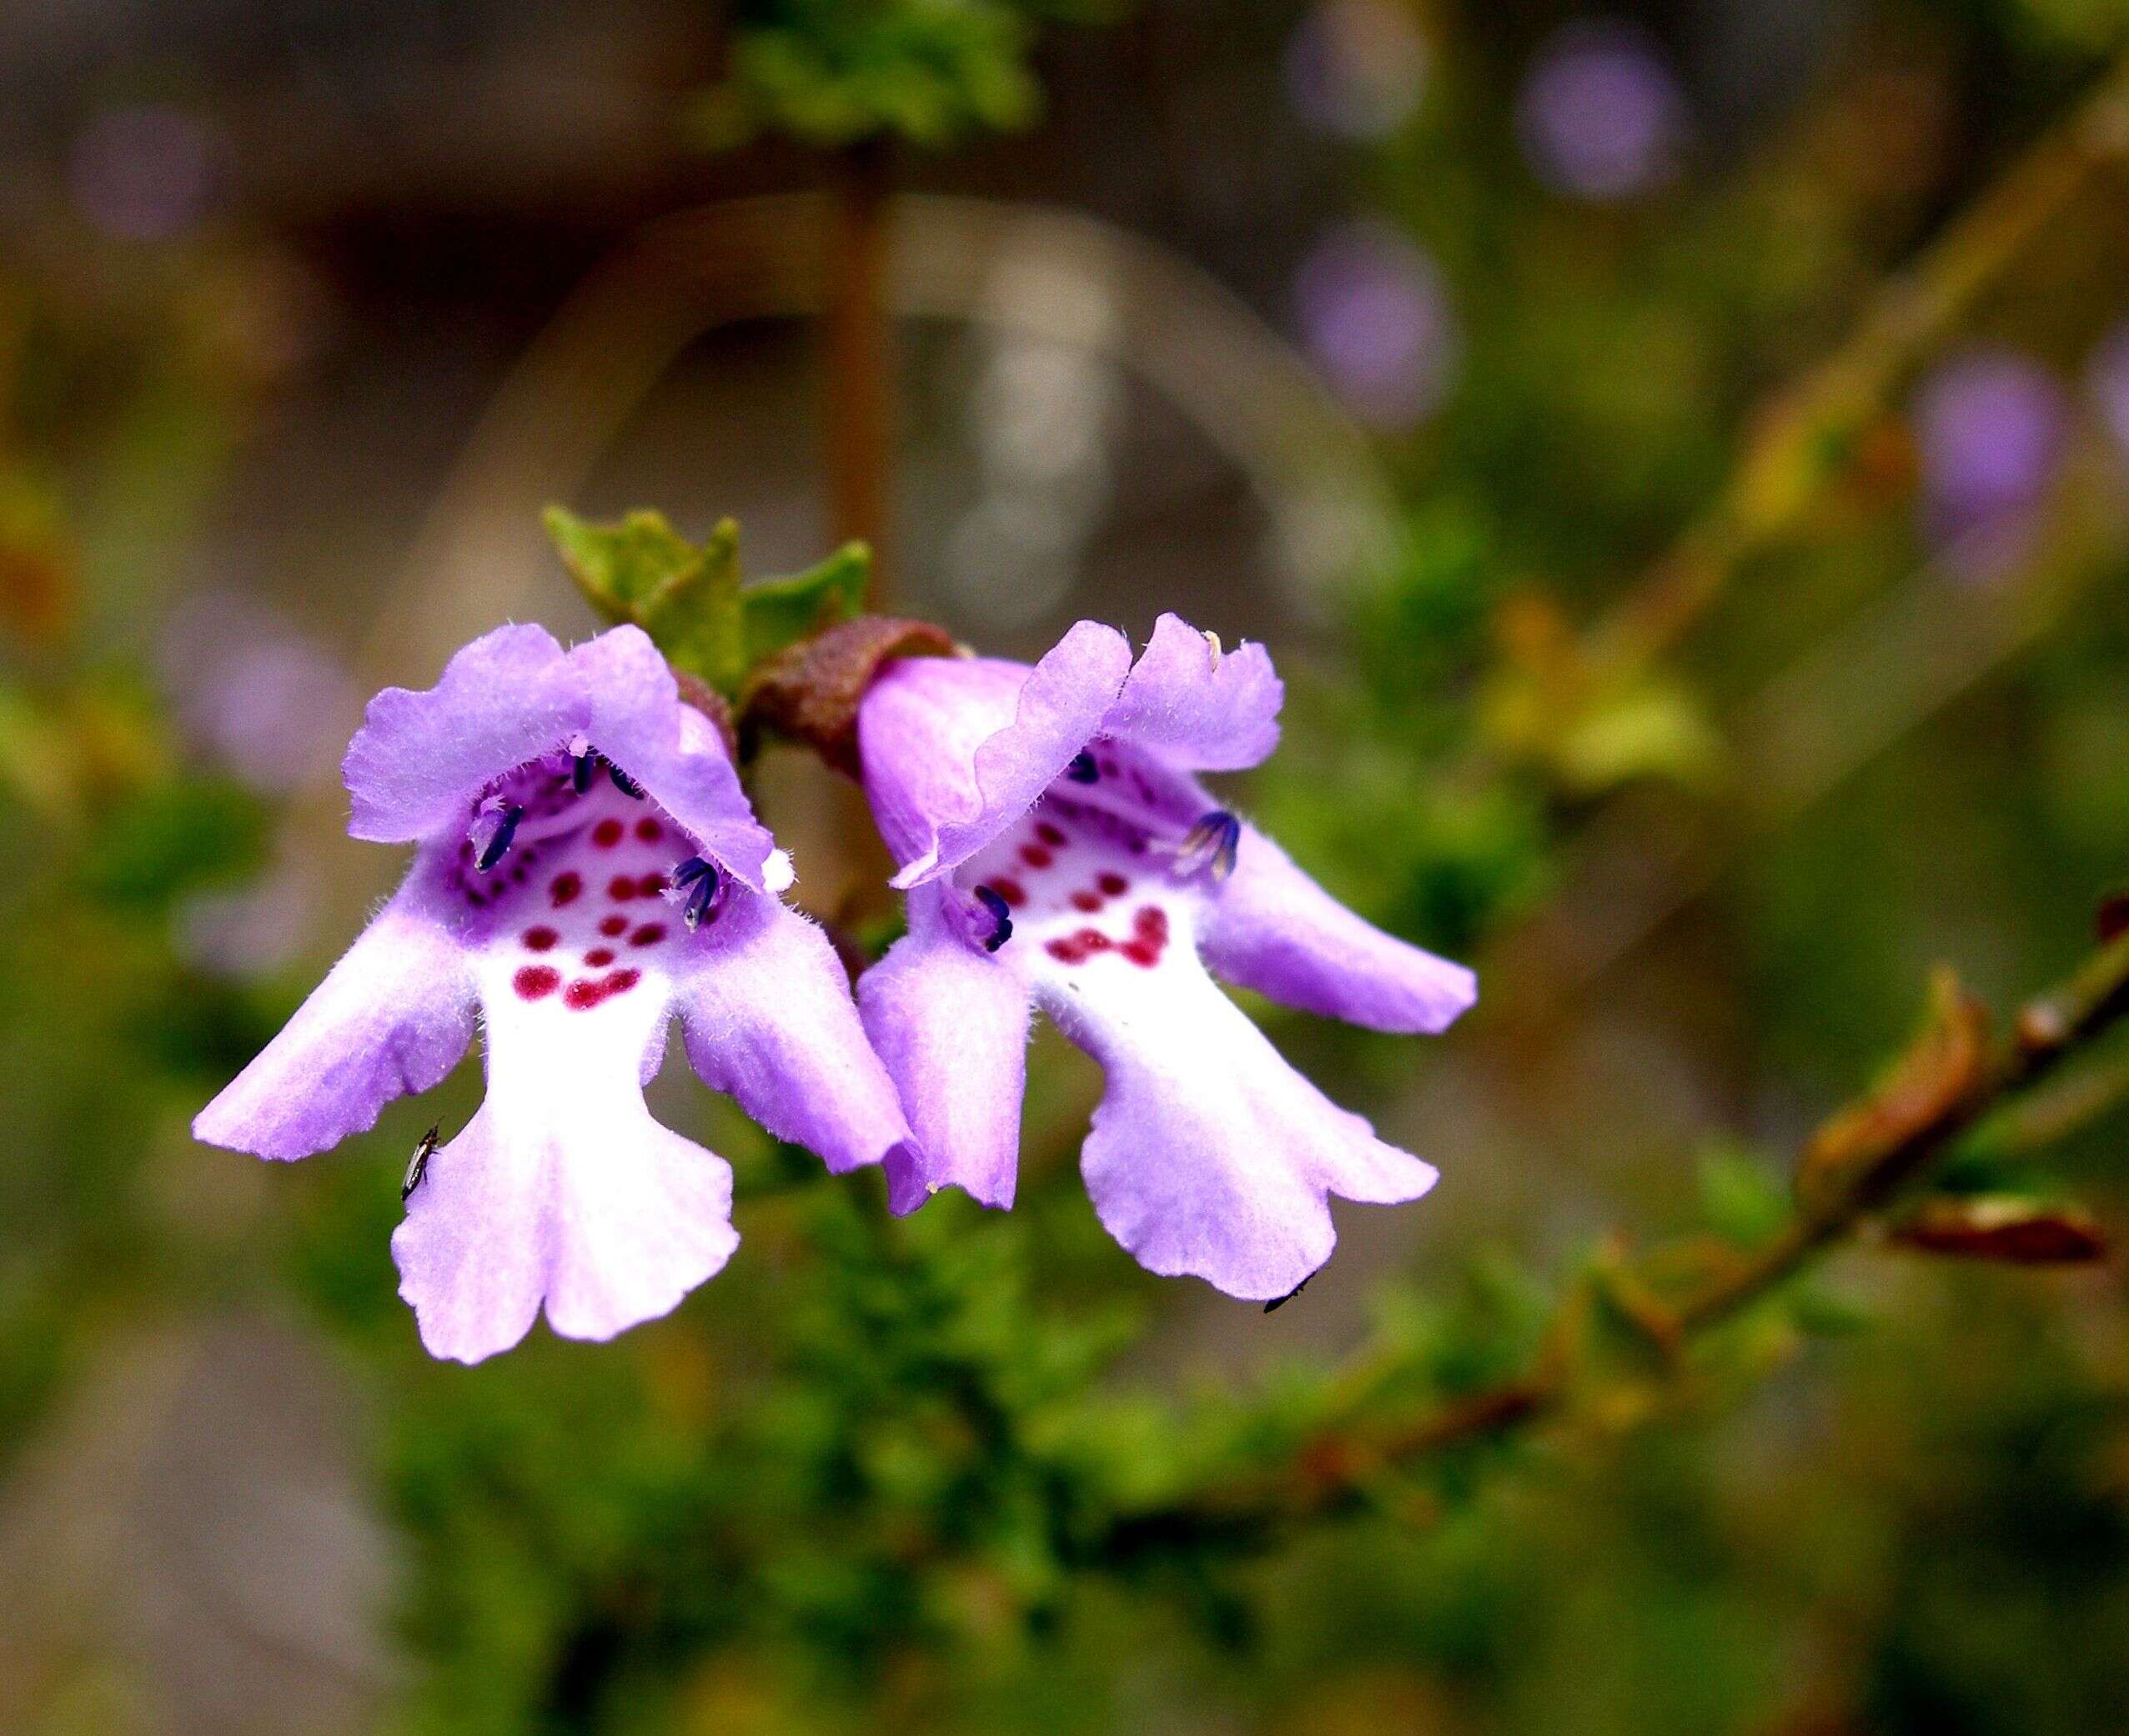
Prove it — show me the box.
[1135,905,1169,942]
[985,877,1026,908]
[550,872,582,907]
[608,876,637,901]
[1035,821,1067,846]
[630,922,667,946]
[1070,891,1103,913]
[522,926,559,951]
[1020,845,1053,869]
[637,873,667,896]
[635,817,663,843]
[1122,941,1162,967]
[564,977,605,1010]
[592,818,625,847]
[1046,927,1115,966]
[585,948,615,967]
[515,965,560,1001]
[600,914,629,936]
[1097,872,1129,896]
[605,967,640,996]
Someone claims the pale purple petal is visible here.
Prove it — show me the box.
[858,655,1027,868]
[342,623,778,891]
[390,1102,737,1364]
[1102,613,1283,771]
[1198,825,1475,1033]
[861,622,1132,887]
[857,883,1031,1212]
[672,886,911,1175]
[343,624,577,844]
[192,892,475,1160]
[573,627,780,892]
[1050,946,1436,1301]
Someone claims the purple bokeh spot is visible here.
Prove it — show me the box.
[1294,223,1459,428]
[1515,21,1689,203]
[161,590,363,795]
[68,105,226,242]
[1912,349,2069,566]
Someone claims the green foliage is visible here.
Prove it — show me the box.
[10,8,2129,1735]
[546,506,870,700]
[694,0,1124,150]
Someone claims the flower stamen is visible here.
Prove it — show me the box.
[670,855,722,931]
[471,800,525,872]
[1176,810,1241,882]
[972,886,1015,953]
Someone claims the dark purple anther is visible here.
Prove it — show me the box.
[972,886,1014,953]
[475,803,524,873]
[672,855,721,931]
[607,761,645,800]
[1067,750,1100,784]
[572,751,596,795]
[1178,810,1242,883]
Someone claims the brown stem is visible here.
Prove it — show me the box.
[824,137,895,604]
[1111,931,2129,1545]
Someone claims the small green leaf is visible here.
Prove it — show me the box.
[741,541,872,667]
[545,506,746,693]
[546,509,878,701]
[1696,1142,1790,1249]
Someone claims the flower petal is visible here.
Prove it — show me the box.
[343,624,576,844]
[573,627,781,892]
[192,894,475,1160]
[1105,612,1283,770]
[861,623,1133,887]
[1198,825,1477,1034]
[672,886,911,1175]
[857,884,1031,1212]
[390,1101,737,1364]
[1047,946,1437,1301]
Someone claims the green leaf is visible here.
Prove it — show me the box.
[1695,1142,1790,1249]
[545,507,876,700]
[741,541,872,668]
[545,506,746,692]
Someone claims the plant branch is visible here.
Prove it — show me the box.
[1109,928,2129,1549]
[1587,48,2129,675]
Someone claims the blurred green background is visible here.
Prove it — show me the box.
[6,3,2129,1733]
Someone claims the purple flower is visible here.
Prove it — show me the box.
[1515,22,1689,203]
[193,624,911,1363]
[855,616,1476,1302]
[1295,223,1459,428]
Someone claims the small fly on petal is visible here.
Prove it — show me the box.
[1263,1273,1310,1313]
[402,1122,440,1202]
[1177,810,1242,883]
